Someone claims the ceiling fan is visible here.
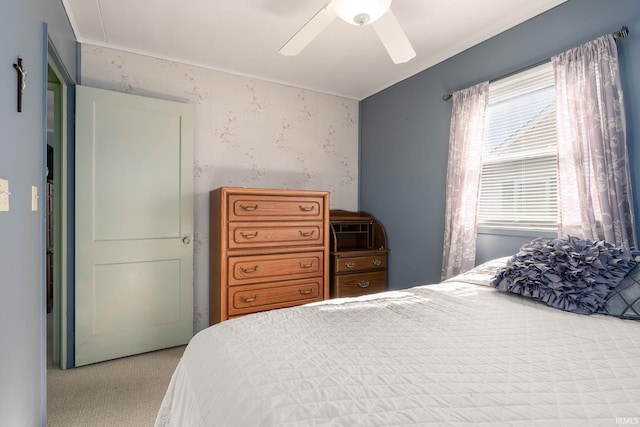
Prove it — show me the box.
[279,0,416,64]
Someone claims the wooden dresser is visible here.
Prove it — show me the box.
[330,210,389,298]
[209,187,330,324]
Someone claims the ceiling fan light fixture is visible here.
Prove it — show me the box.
[279,0,415,65]
[353,13,371,25]
[333,0,392,26]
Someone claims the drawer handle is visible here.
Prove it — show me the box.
[299,288,314,295]
[240,265,259,274]
[240,294,258,303]
[372,259,382,266]
[240,231,259,239]
[298,205,315,212]
[299,261,315,269]
[345,261,355,268]
[239,204,259,211]
[357,280,371,288]
[299,230,315,237]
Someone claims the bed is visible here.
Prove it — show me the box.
[156,239,640,426]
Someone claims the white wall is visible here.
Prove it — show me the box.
[80,44,360,332]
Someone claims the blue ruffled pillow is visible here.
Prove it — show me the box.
[490,236,638,315]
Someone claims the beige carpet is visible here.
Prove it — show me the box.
[47,345,186,427]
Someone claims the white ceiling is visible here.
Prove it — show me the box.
[62,0,567,100]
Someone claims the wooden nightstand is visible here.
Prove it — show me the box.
[329,210,389,298]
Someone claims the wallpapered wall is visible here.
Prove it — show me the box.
[80,44,359,332]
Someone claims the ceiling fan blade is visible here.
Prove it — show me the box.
[279,3,337,56]
[371,10,416,64]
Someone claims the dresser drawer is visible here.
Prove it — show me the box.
[334,253,387,273]
[229,222,324,249]
[228,252,324,286]
[228,278,322,316]
[228,195,324,221]
[333,271,387,298]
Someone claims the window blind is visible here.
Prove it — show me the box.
[478,61,558,231]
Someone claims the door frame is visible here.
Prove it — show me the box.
[47,74,62,367]
[46,36,75,370]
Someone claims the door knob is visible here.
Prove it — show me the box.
[182,235,192,245]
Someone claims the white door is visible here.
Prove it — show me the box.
[75,85,193,366]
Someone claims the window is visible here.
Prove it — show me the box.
[478,62,557,231]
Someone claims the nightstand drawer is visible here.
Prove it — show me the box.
[228,252,324,285]
[229,222,324,249]
[228,278,322,316]
[333,271,387,298]
[334,253,387,273]
[228,195,324,221]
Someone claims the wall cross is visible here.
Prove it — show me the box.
[13,57,27,113]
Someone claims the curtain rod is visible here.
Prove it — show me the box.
[442,25,630,101]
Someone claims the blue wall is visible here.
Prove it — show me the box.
[360,0,640,290]
[0,0,76,425]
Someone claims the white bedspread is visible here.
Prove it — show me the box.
[155,281,640,426]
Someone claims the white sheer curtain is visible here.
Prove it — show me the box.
[553,35,637,247]
[441,82,489,280]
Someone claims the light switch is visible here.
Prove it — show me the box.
[0,179,9,212]
[31,185,38,211]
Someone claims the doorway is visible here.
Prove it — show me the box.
[46,64,63,368]
[45,44,74,369]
